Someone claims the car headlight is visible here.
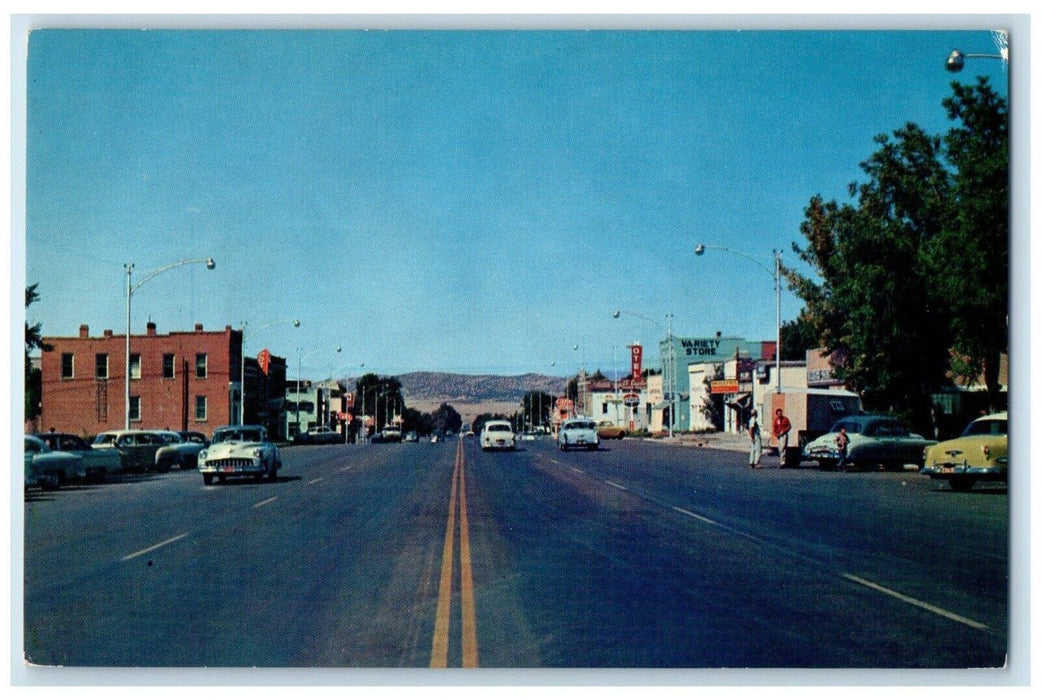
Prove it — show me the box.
[198,450,208,461]
[252,448,263,458]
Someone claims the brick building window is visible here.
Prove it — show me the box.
[95,353,109,379]
[61,353,74,379]
[162,353,175,379]
[195,353,208,379]
[130,354,141,380]
[129,396,141,422]
[194,395,207,422]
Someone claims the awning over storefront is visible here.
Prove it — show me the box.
[725,393,752,409]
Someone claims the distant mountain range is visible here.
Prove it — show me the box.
[389,371,567,403]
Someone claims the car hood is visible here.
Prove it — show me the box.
[203,441,268,458]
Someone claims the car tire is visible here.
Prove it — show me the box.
[949,476,976,492]
[203,473,214,485]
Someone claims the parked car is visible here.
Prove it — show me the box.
[372,426,403,443]
[24,435,85,489]
[404,431,420,443]
[596,421,628,440]
[197,425,281,485]
[297,426,344,445]
[480,420,516,451]
[92,429,170,472]
[36,432,123,480]
[154,430,208,470]
[802,415,936,471]
[557,418,600,451]
[921,411,1008,491]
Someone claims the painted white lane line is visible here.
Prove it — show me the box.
[605,480,628,491]
[840,573,990,631]
[308,477,324,485]
[121,533,189,562]
[671,505,719,526]
[253,497,278,509]
[570,467,585,475]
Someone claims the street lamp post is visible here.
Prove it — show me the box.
[695,244,783,395]
[612,310,674,438]
[239,318,300,425]
[124,257,215,429]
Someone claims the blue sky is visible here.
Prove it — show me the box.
[18,25,1011,379]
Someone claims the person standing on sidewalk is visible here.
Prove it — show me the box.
[772,408,792,468]
[748,409,762,469]
[836,425,850,472]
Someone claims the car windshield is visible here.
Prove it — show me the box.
[568,421,595,430]
[93,433,118,446]
[487,424,511,432]
[213,429,264,443]
[962,418,1008,437]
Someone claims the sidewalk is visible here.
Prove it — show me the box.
[650,431,752,453]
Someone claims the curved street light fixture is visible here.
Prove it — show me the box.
[695,244,782,395]
[946,31,1009,72]
[124,257,216,429]
[239,318,300,425]
[612,309,675,437]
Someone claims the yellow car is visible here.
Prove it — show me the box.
[921,411,1008,491]
[596,421,627,440]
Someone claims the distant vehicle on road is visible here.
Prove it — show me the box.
[297,426,344,445]
[36,432,123,480]
[24,435,85,489]
[197,425,281,485]
[802,415,935,471]
[372,426,403,443]
[480,420,516,451]
[557,418,600,451]
[404,431,419,443]
[921,411,1008,491]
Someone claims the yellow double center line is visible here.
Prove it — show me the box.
[430,439,478,668]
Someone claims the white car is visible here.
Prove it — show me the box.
[197,425,281,485]
[480,420,516,451]
[557,418,600,451]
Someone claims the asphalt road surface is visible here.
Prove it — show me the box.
[23,436,1008,670]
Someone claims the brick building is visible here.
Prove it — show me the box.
[40,322,248,437]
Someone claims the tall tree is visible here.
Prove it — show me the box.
[430,403,462,435]
[787,123,954,431]
[927,78,1009,410]
[786,78,1009,428]
[25,284,51,421]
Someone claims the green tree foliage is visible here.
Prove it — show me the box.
[430,403,463,435]
[927,78,1009,409]
[786,78,1008,428]
[521,390,556,428]
[779,314,818,362]
[353,373,403,429]
[25,284,51,421]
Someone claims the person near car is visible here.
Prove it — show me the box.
[836,426,850,471]
[773,408,792,468]
[748,409,762,469]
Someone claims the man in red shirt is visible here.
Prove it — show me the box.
[773,408,792,468]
